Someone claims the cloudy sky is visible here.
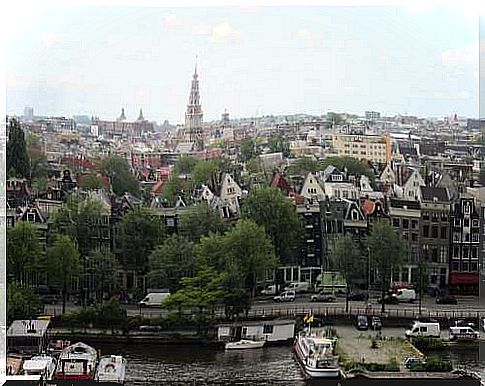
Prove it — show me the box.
[6,6,479,123]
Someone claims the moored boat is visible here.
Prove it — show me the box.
[95,355,126,384]
[293,331,340,378]
[22,354,57,380]
[54,342,98,380]
[225,339,266,350]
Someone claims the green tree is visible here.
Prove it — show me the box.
[179,203,226,242]
[246,157,262,174]
[26,132,48,182]
[242,187,301,264]
[330,235,364,312]
[162,177,194,206]
[47,235,81,313]
[173,155,198,175]
[286,157,319,176]
[7,222,43,284]
[221,261,251,320]
[192,159,218,186]
[163,265,225,335]
[7,117,30,178]
[79,172,102,190]
[7,283,43,324]
[148,234,195,293]
[239,138,257,162]
[118,207,165,277]
[367,221,406,313]
[268,134,290,157]
[89,250,120,302]
[99,155,140,196]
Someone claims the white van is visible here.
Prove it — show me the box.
[260,285,278,296]
[139,292,171,308]
[405,321,440,338]
[392,289,417,303]
[284,282,311,294]
[449,326,479,341]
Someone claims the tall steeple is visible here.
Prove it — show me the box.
[138,108,144,121]
[184,56,203,149]
[118,107,126,121]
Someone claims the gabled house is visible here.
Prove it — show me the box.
[218,173,242,219]
[380,164,396,187]
[394,167,425,201]
[300,173,325,201]
[321,165,345,183]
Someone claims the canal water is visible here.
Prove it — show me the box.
[94,342,484,385]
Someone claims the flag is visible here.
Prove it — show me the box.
[303,315,308,323]
[308,316,314,324]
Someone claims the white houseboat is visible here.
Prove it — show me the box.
[95,355,126,384]
[7,320,50,355]
[217,319,295,346]
[54,342,98,380]
[293,331,340,378]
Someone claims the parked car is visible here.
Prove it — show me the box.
[139,325,163,333]
[405,320,441,338]
[139,292,171,308]
[356,315,369,330]
[347,291,369,301]
[273,290,296,302]
[449,326,479,341]
[404,357,425,369]
[260,285,278,296]
[370,316,382,331]
[435,294,457,305]
[377,295,399,304]
[311,291,337,303]
[284,282,311,293]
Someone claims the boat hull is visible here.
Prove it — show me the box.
[293,338,341,379]
[225,341,265,350]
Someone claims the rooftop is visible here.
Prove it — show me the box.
[7,320,50,338]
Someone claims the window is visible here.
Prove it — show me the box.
[440,246,447,263]
[473,219,479,228]
[463,246,469,259]
[441,212,448,222]
[393,218,400,227]
[464,219,470,228]
[402,219,409,229]
[463,262,469,272]
[453,233,460,242]
[441,227,447,239]
[411,233,418,242]
[453,246,459,258]
[472,233,479,242]
[411,220,418,229]
[452,261,459,271]
[27,213,36,223]
[454,218,461,227]
[423,225,429,238]
[464,203,470,214]
[471,247,478,259]
[431,248,438,263]
[471,262,478,272]
[431,226,438,238]
[263,325,274,334]
[431,213,439,222]
[423,212,429,220]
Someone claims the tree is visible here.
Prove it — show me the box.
[196,219,277,296]
[89,250,120,302]
[163,265,225,335]
[99,155,140,196]
[221,261,251,320]
[147,234,195,293]
[173,155,198,176]
[242,187,302,264]
[47,235,81,313]
[246,157,262,174]
[239,138,257,162]
[7,117,30,178]
[179,203,226,242]
[7,222,43,284]
[7,283,43,324]
[79,172,102,190]
[162,177,194,207]
[268,134,290,157]
[26,132,48,184]
[286,157,318,176]
[330,235,364,313]
[367,221,406,313]
[118,207,165,277]
[192,159,218,186]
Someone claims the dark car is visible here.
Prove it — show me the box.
[436,294,457,305]
[311,291,337,303]
[370,316,382,331]
[356,315,369,330]
[377,295,399,304]
[348,291,369,301]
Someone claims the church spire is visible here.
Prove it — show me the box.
[184,59,203,149]
[138,108,144,121]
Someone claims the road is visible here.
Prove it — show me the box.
[44,293,484,319]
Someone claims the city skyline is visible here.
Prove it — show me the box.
[6,6,479,123]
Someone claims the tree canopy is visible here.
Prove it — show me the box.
[318,156,375,183]
[99,155,140,196]
[179,203,226,242]
[173,155,198,176]
[286,157,319,176]
[242,187,301,264]
[7,117,30,178]
[268,134,290,158]
[239,138,258,162]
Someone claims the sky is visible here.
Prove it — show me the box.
[5,5,480,123]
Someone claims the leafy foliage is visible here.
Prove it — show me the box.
[173,155,198,175]
[179,203,226,242]
[318,156,375,185]
[239,138,258,162]
[89,250,121,301]
[242,187,301,264]
[7,282,44,324]
[192,159,218,186]
[286,157,319,176]
[99,155,140,196]
[268,134,290,157]
[7,117,30,178]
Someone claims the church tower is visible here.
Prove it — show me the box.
[184,59,204,149]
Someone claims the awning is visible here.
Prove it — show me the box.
[449,273,479,285]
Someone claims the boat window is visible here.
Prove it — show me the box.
[263,325,274,334]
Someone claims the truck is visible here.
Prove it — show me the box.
[284,282,311,293]
[392,288,417,303]
[315,272,347,294]
[405,320,440,338]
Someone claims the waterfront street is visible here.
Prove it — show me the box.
[44,294,483,319]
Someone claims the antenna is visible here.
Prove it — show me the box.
[195,55,198,74]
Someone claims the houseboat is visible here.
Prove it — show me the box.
[217,319,295,346]
[22,355,57,380]
[293,331,340,379]
[7,319,50,355]
[95,355,126,384]
[54,342,98,380]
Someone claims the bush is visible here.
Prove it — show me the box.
[411,336,445,350]
[425,358,452,372]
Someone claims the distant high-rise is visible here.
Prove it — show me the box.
[184,60,204,149]
[23,106,34,121]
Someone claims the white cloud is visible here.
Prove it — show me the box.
[441,44,478,66]
[295,29,322,46]
[210,23,238,43]
[6,73,31,88]
[40,32,63,49]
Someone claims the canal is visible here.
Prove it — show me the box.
[93,342,484,385]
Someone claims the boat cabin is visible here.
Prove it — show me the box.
[7,320,50,355]
[217,319,295,344]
